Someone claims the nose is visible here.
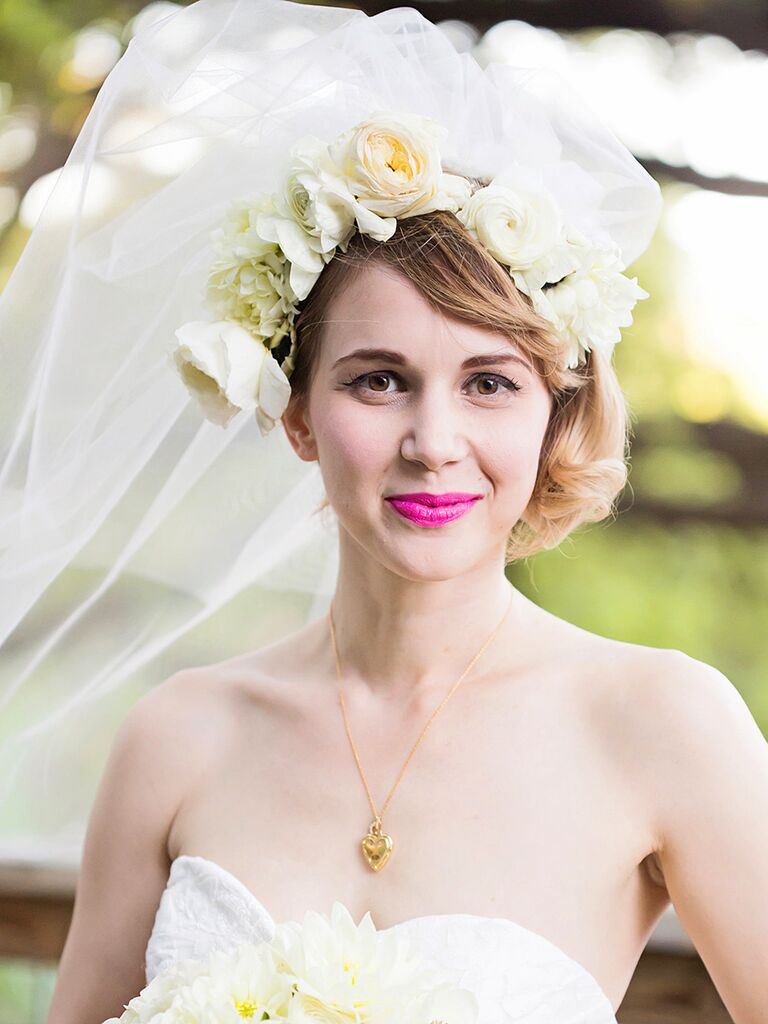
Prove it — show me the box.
[399,384,470,471]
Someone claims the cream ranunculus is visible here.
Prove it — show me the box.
[455,175,565,270]
[326,111,469,240]
[530,245,649,369]
[206,193,300,340]
[172,319,291,435]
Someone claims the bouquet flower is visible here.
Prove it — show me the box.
[104,901,479,1023]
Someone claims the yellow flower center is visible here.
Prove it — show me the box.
[234,997,258,1018]
[343,960,357,984]
[383,137,412,179]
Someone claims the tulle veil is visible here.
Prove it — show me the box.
[0,0,661,854]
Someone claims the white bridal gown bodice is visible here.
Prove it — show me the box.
[145,854,618,1023]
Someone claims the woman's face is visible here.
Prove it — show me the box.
[282,263,553,578]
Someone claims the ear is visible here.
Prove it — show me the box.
[281,394,319,462]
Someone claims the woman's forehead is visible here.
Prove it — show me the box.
[323,316,533,372]
[320,262,536,372]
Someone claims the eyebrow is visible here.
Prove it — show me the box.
[331,347,533,372]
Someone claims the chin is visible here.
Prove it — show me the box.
[375,531,488,582]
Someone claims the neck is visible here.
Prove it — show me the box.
[327,545,524,703]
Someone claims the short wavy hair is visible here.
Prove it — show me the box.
[285,205,630,563]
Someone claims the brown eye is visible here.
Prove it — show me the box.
[476,376,499,395]
[367,373,391,392]
[467,373,522,397]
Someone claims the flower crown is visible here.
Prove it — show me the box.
[171,110,648,436]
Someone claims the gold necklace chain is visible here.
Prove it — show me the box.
[328,587,515,872]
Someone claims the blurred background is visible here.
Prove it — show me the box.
[0,1,765,1021]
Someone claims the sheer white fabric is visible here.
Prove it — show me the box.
[145,854,618,1023]
[0,0,661,847]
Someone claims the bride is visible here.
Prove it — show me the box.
[47,228,768,1023]
[4,2,764,1023]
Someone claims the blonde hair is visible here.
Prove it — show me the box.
[286,206,629,564]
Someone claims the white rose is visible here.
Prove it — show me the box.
[284,135,361,254]
[257,135,356,300]
[326,111,466,240]
[455,177,564,269]
[206,194,300,338]
[530,246,649,369]
[172,319,291,435]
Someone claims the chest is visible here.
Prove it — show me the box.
[167,675,659,948]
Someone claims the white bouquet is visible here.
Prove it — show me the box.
[104,901,479,1023]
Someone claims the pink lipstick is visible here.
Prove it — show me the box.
[385,491,483,528]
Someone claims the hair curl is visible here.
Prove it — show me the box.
[285,204,629,563]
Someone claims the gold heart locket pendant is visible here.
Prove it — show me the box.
[361,817,393,871]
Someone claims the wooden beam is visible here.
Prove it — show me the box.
[638,158,768,199]
[0,863,76,963]
[356,0,768,53]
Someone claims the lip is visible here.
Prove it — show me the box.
[386,492,484,507]
[384,492,483,528]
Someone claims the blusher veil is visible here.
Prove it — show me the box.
[0,0,661,852]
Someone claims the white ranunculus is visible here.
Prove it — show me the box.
[510,227,591,298]
[172,319,291,435]
[206,193,300,338]
[326,111,468,240]
[530,245,649,369]
[455,176,565,270]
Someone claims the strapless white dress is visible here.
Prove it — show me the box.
[145,854,618,1023]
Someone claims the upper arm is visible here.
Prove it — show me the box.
[46,672,201,1024]
[642,651,768,1024]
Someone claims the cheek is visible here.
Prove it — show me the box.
[486,443,538,490]
[313,404,390,487]
[484,415,549,494]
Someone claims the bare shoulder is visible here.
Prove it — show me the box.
[590,642,768,1023]
[568,627,752,757]
[123,664,236,750]
[115,662,267,809]
[618,644,764,793]
[588,639,756,750]
[48,665,251,1024]
[138,619,329,743]
[573,633,764,841]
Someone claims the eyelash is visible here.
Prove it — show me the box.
[340,370,523,399]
